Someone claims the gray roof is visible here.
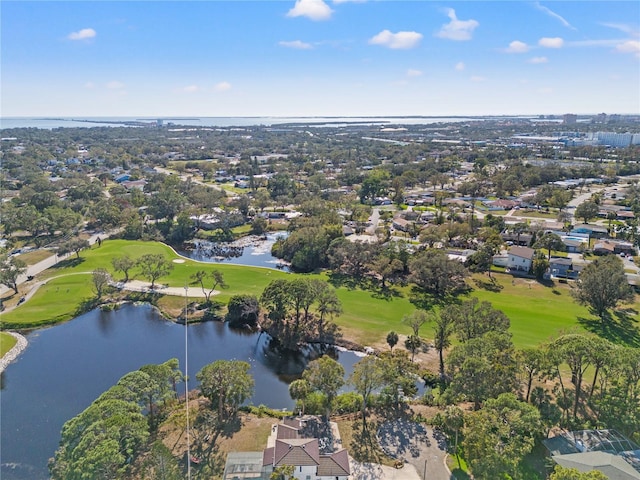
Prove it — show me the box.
[509,246,535,260]
[553,452,640,480]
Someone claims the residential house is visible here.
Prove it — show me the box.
[392,217,411,232]
[571,225,609,239]
[507,246,535,273]
[593,240,635,256]
[543,429,640,480]
[222,416,350,480]
[548,257,575,279]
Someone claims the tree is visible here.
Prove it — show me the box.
[289,379,311,415]
[432,309,456,377]
[575,200,599,224]
[197,360,254,421]
[551,334,597,420]
[92,268,112,298]
[302,355,345,417]
[251,217,268,235]
[402,310,428,337]
[386,331,399,351]
[447,332,518,409]
[136,254,174,289]
[190,269,227,303]
[465,245,494,280]
[518,347,548,402]
[409,249,470,306]
[404,334,423,362]
[350,356,384,427]
[438,406,464,461]
[550,466,608,480]
[0,254,26,294]
[572,255,634,321]
[378,351,419,410]
[111,255,136,283]
[534,232,565,260]
[463,393,542,480]
[225,294,260,327]
[451,298,510,343]
[58,238,90,259]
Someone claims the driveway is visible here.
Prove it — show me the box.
[377,419,453,480]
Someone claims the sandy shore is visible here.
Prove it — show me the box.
[0,331,28,373]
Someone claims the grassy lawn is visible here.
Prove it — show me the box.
[514,209,558,219]
[3,240,638,350]
[0,332,17,356]
[470,273,640,348]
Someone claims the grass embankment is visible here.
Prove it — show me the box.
[2,240,639,349]
[0,332,17,356]
[16,249,54,265]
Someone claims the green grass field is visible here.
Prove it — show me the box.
[2,240,638,349]
[0,332,17,356]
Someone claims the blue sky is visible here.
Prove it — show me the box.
[2,1,639,117]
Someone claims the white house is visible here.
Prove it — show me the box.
[507,246,535,273]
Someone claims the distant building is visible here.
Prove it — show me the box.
[563,114,578,125]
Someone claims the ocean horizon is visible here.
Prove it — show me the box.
[0,115,536,130]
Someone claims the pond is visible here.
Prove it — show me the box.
[0,304,363,480]
[179,231,289,270]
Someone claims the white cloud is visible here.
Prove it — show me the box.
[214,82,232,92]
[505,40,530,53]
[601,23,639,37]
[106,81,125,90]
[287,0,333,21]
[470,76,486,82]
[68,28,96,41]
[369,30,423,49]
[182,85,200,93]
[455,62,465,71]
[84,82,95,89]
[528,56,548,64]
[539,37,564,48]
[407,69,422,77]
[279,40,313,49]
[534,2,575,30]
[538,87,553,94]
[435,9,479,41]
[616,40,640,57]
[333,0,366,3]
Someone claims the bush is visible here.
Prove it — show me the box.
[334,392,363,414]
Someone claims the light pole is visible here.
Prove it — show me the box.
[184,284,191,480]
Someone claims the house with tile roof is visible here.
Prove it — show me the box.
[222,416,350,480]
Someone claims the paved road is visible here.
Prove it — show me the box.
[0,231,108,297]
[377,419,453,480]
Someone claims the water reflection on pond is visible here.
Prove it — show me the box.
[179,231,289,270]
[0,304,362,480]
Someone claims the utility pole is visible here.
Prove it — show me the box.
[184,284,191,480]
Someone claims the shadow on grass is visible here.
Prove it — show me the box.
[473,278,503,292]
[451,468,471,480]
[52,257,85,269]
[577,311,640,347]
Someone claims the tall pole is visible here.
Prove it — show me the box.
[184,284,191,480]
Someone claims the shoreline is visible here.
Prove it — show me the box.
[0,332,28,373]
